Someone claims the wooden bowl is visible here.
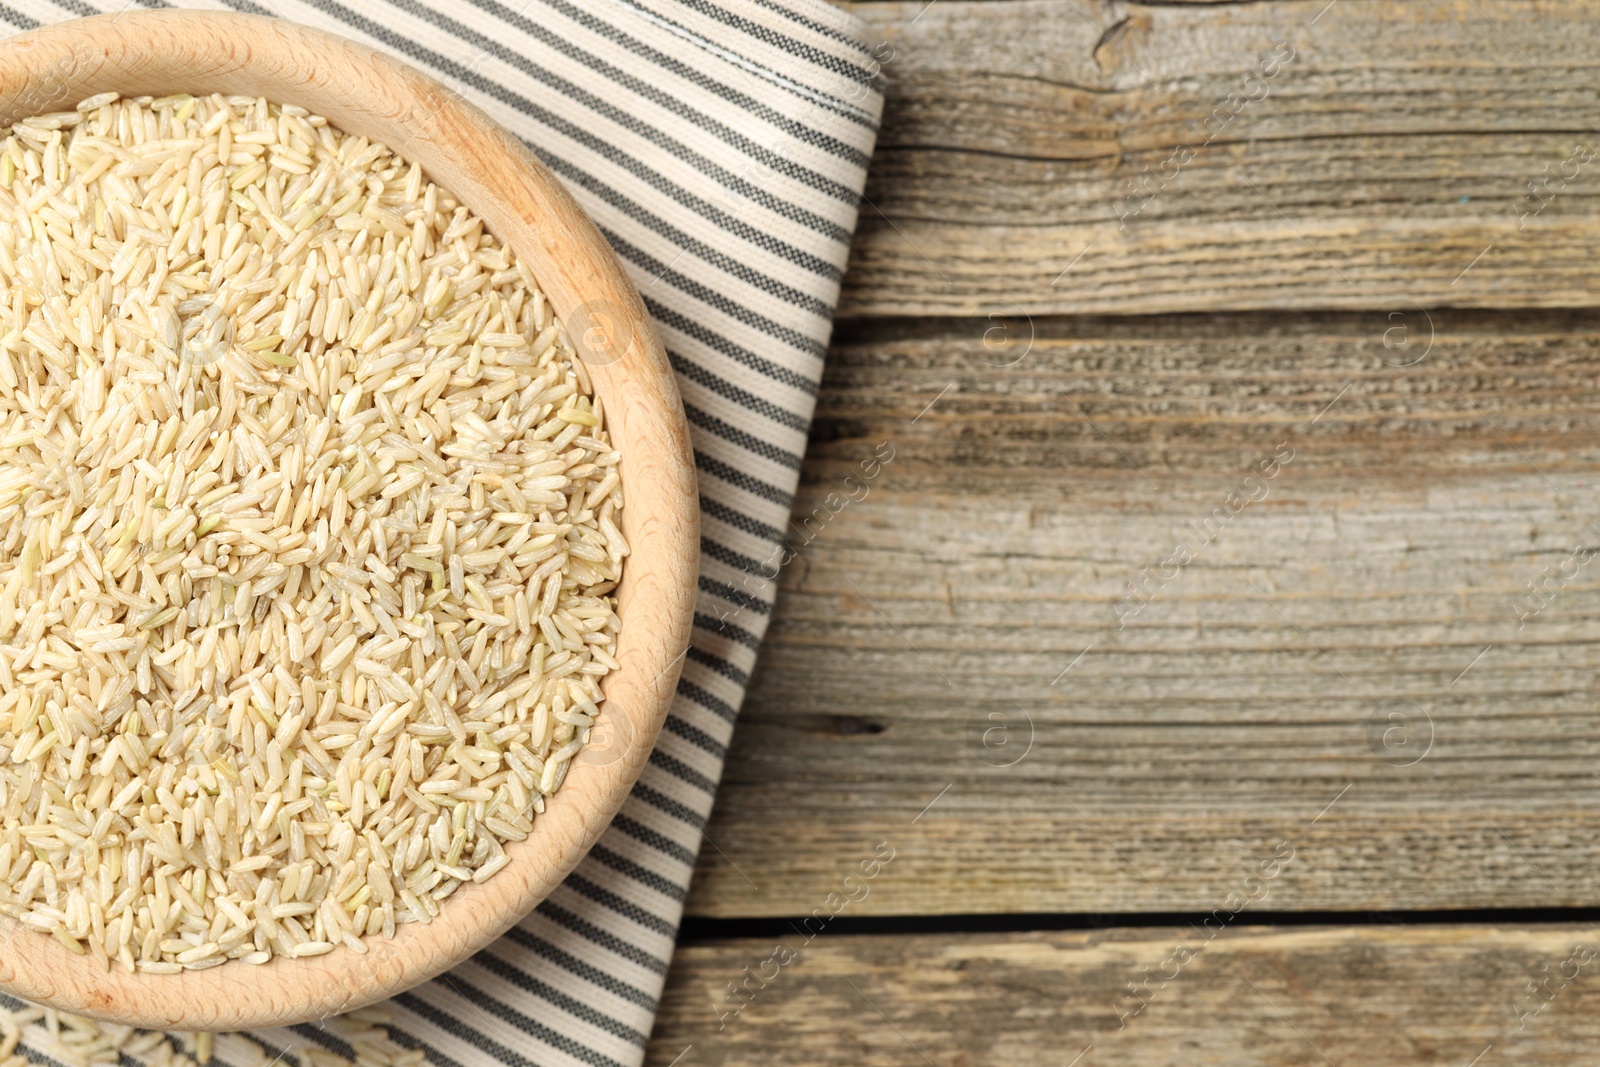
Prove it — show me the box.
[0,10,698,1032]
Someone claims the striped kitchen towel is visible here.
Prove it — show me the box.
[0,1,884,1067]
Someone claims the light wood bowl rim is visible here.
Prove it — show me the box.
[0,9,698,1031]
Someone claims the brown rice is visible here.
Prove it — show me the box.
[0,92,626,973]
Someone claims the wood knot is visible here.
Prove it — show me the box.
[1093,14,1152,75]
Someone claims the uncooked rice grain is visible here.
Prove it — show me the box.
[0,995,426,1067]
[0,92,627,974]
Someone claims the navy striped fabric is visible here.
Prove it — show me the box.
[0,1,883,1065]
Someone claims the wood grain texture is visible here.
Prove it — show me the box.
[0,10,698,1031]
[648,924,1600,1066]
[836,0,1600,316]
[687,309,1600,917]
[665,0,1600,1058]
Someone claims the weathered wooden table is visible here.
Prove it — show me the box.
[648,1,1600,1062]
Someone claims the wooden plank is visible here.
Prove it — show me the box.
[837,0,1600,316]
[647,924,1600,1066]
[687,310,1600,916]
